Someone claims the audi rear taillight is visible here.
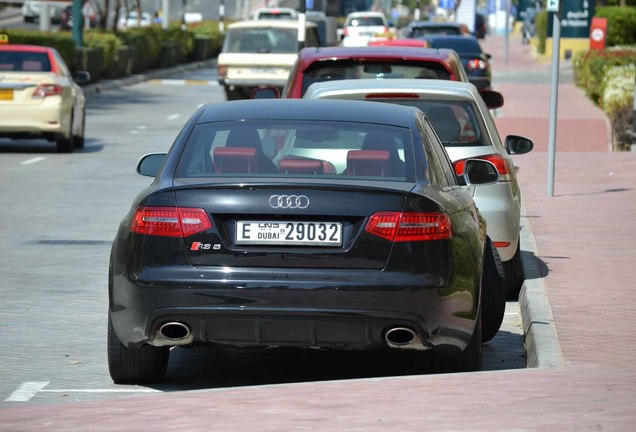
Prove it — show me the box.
[453,154,511,181]
[32,84,64,98]
[365,212,451,242]
[466,59,487,71]
[131,207,212,238]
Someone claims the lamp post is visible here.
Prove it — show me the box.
[298,0,306,51]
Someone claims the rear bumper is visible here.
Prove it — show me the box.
[0,101,69,136]
[220,78,287,90]
[110,266,477,353]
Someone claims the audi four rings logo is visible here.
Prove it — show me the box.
[269,195,310,209]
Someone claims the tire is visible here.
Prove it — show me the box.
[224,86,242,101]
[432,310,482,373]
[503,241,523,300]
[481,238,506,343]
[73,110,86,149]
[107,312,169,384]
[56,116,74,153]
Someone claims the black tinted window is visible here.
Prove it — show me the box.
[301,60,451,95]
[0,51,51,72]
[426,38,482,54]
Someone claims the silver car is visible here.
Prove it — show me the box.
[304,79,533,298]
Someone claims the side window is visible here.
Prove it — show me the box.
[52,50,70,77]
[416,114,456,187]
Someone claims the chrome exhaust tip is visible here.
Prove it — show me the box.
[158,322,191,341]
[385,327,417,346]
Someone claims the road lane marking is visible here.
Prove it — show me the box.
[150,79,218,86]
[20,157,46,166]
[167,114,180,120]
[5,381,50,402]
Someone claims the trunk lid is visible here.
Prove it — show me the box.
[175,183,410,269]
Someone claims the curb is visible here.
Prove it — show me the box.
[519,205,565,369]
[82,59,217,95]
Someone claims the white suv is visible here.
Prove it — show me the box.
[217,20,319,100]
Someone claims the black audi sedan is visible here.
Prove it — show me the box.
[108,99,502,383]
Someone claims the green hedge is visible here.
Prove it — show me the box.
[595,6,636,46]
[83,31,122,79]
[573,48,636,104]
[602,64,635,150]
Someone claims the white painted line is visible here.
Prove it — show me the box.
[167,114,180,121]
[162,80,186,85]
[137,125,147,130]
[20,157,46,166]
[41,388,162,394]
[130,129,139,134]
[5,381,50,402]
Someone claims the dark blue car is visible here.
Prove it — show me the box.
[424,35,492,90]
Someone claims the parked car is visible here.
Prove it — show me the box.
[474,13,487,39]
[401,21,465,38]
[21,0,69,23]
[108,98,502,383]
[423,35,492,90]
[117,10,152,30]
[0,43,90,152]
[341,11,390,47]
[281,46,469,99]
[303,79,533,299]
[253,7,297,20]
[217,20,320,100]
[59,3,98,31]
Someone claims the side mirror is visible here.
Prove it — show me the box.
[137,153,166,177]
[251,87,281,99]
[480,89,504,109]
[462,159,499,185]
[505,135,534,155]
[74,71,91,84]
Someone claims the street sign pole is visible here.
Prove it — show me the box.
[219,0,225,33]
[504,0,509,64]
[72,0,83,47]
[298,0,306,51]
[547,0,561,197]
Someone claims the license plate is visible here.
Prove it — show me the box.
[236,221,342,246]
[0,88,13,101]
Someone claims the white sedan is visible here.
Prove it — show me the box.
[0,43,89,152]
[304,79,534,298]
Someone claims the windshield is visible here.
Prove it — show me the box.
[301,60,451,95]
[346,16,386,27]
[427,38,482,54]
[223,27,298,53]
[0,51,51,72]
[176,120,415,182]
[371,99,492,147]
[411,26,462,37]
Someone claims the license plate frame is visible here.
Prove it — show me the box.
[236,221,342,246]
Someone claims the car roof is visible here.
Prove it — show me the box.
[304,79,480,101]
[197,99,419,128]
[228,19,316,29]
[409,21,463,28]
[297,45,458,63]
[0,44,52,53]
[346,11,386,18]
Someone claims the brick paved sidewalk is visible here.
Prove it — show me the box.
[2,34,636,431]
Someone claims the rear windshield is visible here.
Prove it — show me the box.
[223,27,298,53]
[375,99,492,147]
[426,38,482,54]
[176,120,415,182]
[301,60,451,95]
[257,12,295,19]
[0,51,51,72]
[410,26,462,37]
[346,16,386,27]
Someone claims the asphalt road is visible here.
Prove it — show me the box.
[0,67,526,407]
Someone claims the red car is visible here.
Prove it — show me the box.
[282,45,470,98]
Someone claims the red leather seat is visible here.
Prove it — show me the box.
[213,147,257,173]
[279,158,324,174]
[345,150,390,177]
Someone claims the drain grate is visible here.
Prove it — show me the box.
[33,240,112,246]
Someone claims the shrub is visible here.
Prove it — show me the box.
[595,6,636,46]
[535,10,548,54]
[84,31,122,79]
[602,64,635,151]
[2,29,76,69]
[574,48,636,104]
